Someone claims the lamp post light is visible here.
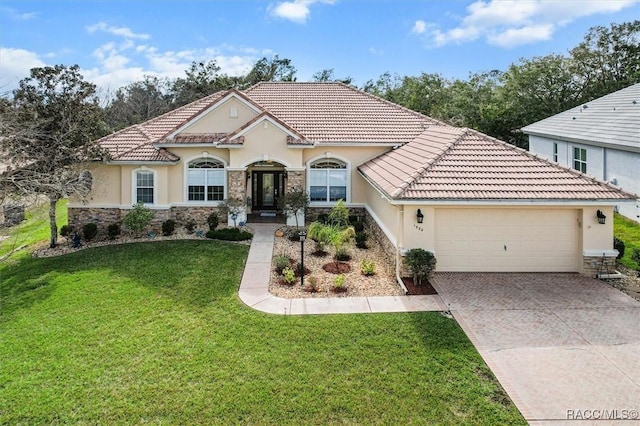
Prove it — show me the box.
[299,230,306,287]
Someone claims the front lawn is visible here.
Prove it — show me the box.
[614,213,640,270]
[1,240,524,424]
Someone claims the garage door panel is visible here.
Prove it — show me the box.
[435,209,578,272]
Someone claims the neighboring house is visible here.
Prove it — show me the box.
[523,83,640,222]
[71,82,636,276]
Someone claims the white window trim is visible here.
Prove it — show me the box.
[572,146,587,173]
[132,167,157,206]
[183,155,228,204]
[306,154,351,206]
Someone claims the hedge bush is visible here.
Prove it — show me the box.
[162,219,176,236]
[614,237,625,259]
[82,223,98,241]
[107,223,121,239]
[206,228,253,241]
[59,224,73,237]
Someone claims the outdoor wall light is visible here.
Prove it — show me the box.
[596,209,606,224]
[416,209,424,224]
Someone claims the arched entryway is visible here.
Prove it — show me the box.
[246,160,287,222]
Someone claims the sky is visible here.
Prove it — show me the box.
[1,0,639,95]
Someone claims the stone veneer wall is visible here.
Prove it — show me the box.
[285,171,304,193]
[362,209,397,278]
[227,170,246,201]
[582,254,617,277]
[69,206,223,236]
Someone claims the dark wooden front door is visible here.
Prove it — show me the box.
[253,171,284,210]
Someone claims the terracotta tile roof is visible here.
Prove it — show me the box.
[359,126,637,201]
[170,133,228,144]
[244,82,443,143]
[99,92,226,161]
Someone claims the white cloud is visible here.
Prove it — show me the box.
[1,7,38,21]
[0,47,46,93]
[416,0,639,48]
[412,20,426,34]
[269,0,335,24]
[86,22,150,40]
[368,47,384,56]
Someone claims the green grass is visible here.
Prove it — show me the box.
[0,239,525,425]
[614,213,640,270]
[0,199,68,260]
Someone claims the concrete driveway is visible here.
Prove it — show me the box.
[431,273,640,425]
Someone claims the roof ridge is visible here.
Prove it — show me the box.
[391,127,465,198]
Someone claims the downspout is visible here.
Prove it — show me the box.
[395,204,409,295]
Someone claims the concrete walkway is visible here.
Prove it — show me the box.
[238,223,446,315]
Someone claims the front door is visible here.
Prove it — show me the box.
[253,171,284,210]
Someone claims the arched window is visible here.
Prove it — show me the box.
[187,158,225,201]
[134,169,155,205]
[309,159,347,202]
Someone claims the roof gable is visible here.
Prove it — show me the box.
[218,111,311,147]
[522,83,640,151]
[359,126,637,201]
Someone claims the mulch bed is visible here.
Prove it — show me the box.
[322,262,352,274]
[401,277,438,295]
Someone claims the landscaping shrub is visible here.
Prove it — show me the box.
[304,275,320,293]
[355,230,368,249]
[281,267,296,285]
[614,237,625,259]
[349,216,365,232]
[275,255,292,274]
[162,219,176,236]
[327,200,349,228]
[360,259,376,276]
[207,213,219,231]
[404,248,437,285]
[206,228,253,241]
[334,246,351,261]
[332,274,347,292]
[59,224,72,237]
[316,213,328,224]
[82,223,98,241]
[185,220,197,233]
[107,223,121,239]
[123,202,154,234]
[287,229,301,242]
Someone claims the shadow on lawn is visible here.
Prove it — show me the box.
[0,240,249,317]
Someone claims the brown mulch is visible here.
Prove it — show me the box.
[401,277,438,295]
[322,261,351,274]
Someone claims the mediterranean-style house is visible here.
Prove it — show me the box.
[523,83,640,222]
[70,82,637,276]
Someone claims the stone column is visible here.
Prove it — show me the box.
[285,169,306,226]
[227,169,247,226]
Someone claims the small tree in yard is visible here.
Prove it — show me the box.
[277,188,309,228]
[0,65,107,248]
[123,202,154,235]
[404,249,437,285]
[218,197,246,227]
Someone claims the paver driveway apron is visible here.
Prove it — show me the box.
[431,272,640,425]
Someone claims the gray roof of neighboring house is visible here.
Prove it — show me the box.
[521,83,640,152]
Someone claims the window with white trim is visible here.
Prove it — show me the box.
[573,147,587,173]
[187,158,225,201]
[309,159,347,202]
[135,170,155,204]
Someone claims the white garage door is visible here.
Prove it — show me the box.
[435,209,579,272]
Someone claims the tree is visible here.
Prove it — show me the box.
[277,188,309,228]
[0,65,107,247]
[570,20,640,100]
[243,55,297,87]
[105,75,173,130]
[312,68,353,85]
[171,60,240,106]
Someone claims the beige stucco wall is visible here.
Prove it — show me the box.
[79,163,121,205]
[362,181,398,247]
[230,122,304,168]
[581,206,614,252]
[178,97,258,135]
